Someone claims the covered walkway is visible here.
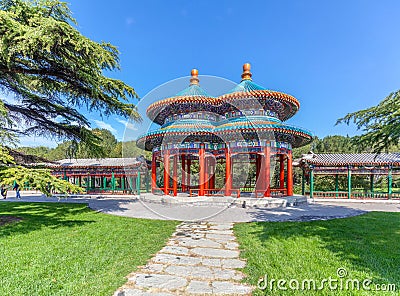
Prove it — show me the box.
[297,153,400,199]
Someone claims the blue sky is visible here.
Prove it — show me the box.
[19,0,400,147]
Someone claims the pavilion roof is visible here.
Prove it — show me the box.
[219,64,300,121]
[146,69,218,125]
[47,157,145,168]
[299,153,400,167]
[175,84,213,97]
[226,79,266,93]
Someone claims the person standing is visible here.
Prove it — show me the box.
[13,182,21,199]
[1,185,7,199]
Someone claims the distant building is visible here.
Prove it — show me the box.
[47,157,149,194]
[296,152,400,199]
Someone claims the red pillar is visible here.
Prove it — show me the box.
[181,154,186,192]
[173,154,178,196]
[210,157,215,190]
[255,154,261,191]
[151,153,157,193]
[187,158,191,190]
[258,154,266,197]
[199,144,205,196]
[264,146,271,197]
[163,151,169,195]
[279,154,285,191]
[204,157,209,194]
[225,148,232,196]
[210,174,215,191]
[287,151,293,196]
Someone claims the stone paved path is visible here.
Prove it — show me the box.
[114,222,253,295]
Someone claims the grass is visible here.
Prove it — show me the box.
[0,202,178,296]
[234,212,400,295]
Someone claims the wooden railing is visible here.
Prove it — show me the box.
[392,192,400,199]
[87,189,129,195]
[153,186,198,195]
[152,187,165,195]
[254,190,266,198]
[310,191,349,198]
[271,188,287,196]
[189,188,240,198]
[308,191,400,199]
[254,189,287,198]
[154,187,289,198]
[240,187,255,192]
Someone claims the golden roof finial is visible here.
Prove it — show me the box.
[241,63,252,81]
[190,68,199,85]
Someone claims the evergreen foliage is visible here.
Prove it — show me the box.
[0,0,140,195]
[0,0,140,153]
[337,91,400,152]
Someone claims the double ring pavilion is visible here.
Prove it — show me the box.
[137,64,313,197]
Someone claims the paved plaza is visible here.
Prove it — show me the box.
[2,191,399,222]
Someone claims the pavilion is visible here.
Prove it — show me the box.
[137,64,313,197]
[297,152,400,199]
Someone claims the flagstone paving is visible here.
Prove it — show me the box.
[114,222,253,296]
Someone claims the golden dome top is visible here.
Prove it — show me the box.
[241,63,252,81]
[190,68,199,85]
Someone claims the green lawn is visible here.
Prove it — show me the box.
[234,212,399,295]
[0,202,178,296]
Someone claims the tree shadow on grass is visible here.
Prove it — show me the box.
[0,202,95,237]
[244,212,400,290]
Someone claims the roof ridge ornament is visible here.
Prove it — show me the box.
[190,68,199,85]
[241,63,252,81]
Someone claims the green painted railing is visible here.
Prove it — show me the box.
[306,191,400,199]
